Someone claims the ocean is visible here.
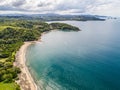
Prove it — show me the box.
[26,19,120,90]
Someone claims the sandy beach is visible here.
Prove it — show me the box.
[14,42,38,90]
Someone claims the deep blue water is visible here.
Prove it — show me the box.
[26,20,120,90]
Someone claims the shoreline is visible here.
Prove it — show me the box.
[14,31,51,90]
[13,30,79,90]
[14,41,39,90]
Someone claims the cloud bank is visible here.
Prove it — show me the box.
[0,0,120,16]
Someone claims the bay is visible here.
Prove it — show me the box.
[26,19,120,90]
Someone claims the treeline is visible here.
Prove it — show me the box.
[0,19,80,89]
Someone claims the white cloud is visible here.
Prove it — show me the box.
[0,0,120,16]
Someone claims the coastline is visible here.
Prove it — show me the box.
[14,31,51,90]
[14,42,38,90]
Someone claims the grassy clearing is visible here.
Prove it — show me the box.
[0,26,21,31]
[0,58,7,63]
[0,83,17,90]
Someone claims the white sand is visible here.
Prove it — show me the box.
[14,42,38,90]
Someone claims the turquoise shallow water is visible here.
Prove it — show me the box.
[26,20,120,90]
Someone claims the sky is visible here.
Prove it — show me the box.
[0,0,120,16]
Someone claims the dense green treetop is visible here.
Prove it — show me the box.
[50,23,80,31]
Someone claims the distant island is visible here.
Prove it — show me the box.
[0,14,106,21]
[0,18,80,90]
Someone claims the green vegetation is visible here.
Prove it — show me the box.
[0,83,20,90]
[50,23,80,31]
[0,18,80,89]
